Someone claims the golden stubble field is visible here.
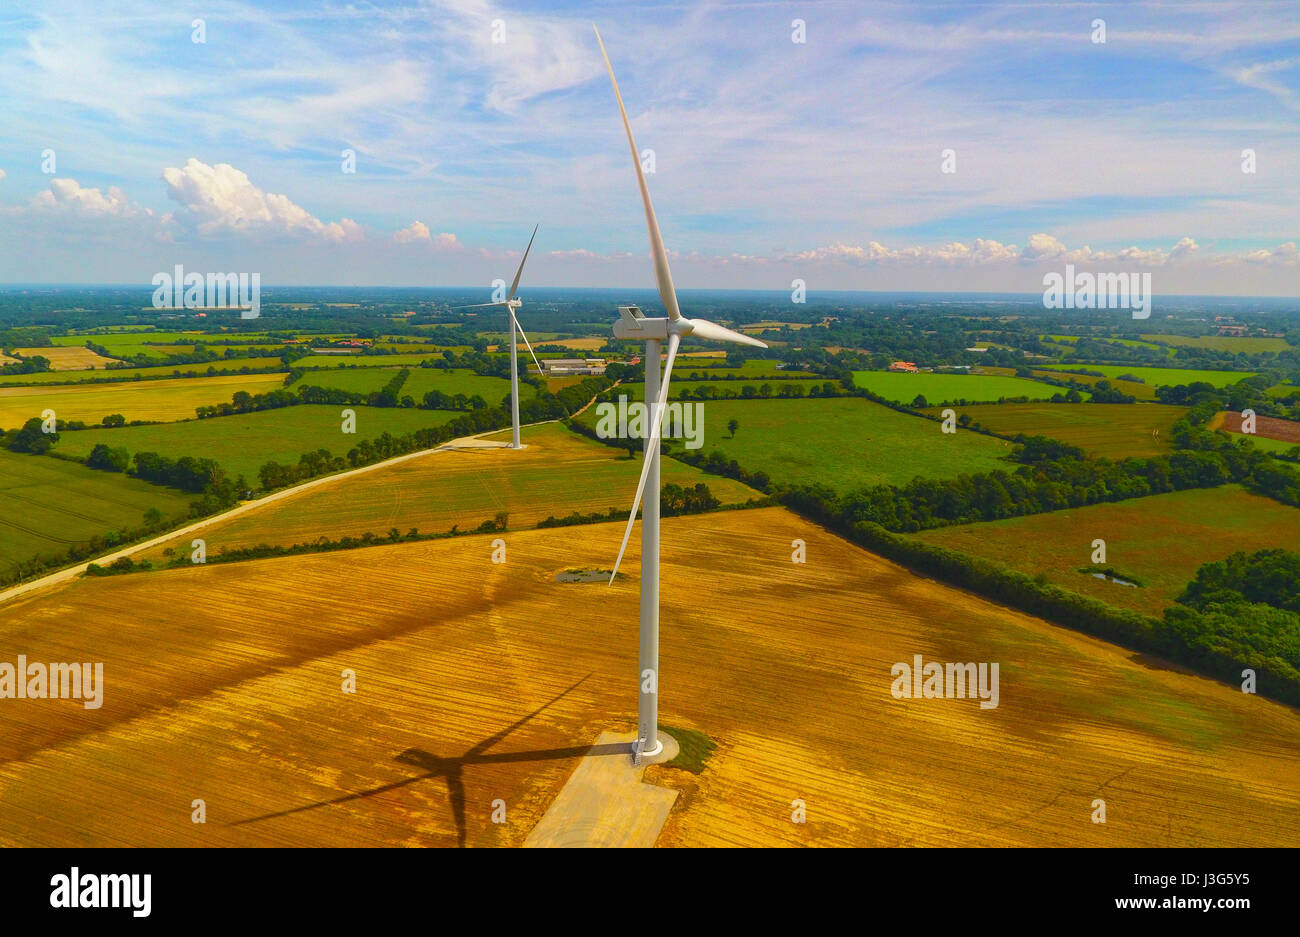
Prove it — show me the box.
[11,346,122,371]
[1,507,1298,847]
[0,372,287,428]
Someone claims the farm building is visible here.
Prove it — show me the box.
[541,358,607,376]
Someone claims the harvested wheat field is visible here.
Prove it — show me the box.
[1,507,1298,847]
[0,372,287,429]
[134,422,761,562]
[11,346,121,371]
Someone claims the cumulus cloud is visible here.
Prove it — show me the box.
[161,158,361,241]
[30,177,146,217]
[0,168,6,181]
[393,222,458,248]
[394,221,431,243]
[1021,233,1067,260]
[778,234,1295,270]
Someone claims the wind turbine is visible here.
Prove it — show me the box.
[456,225,544,448]
[594,26,768,761]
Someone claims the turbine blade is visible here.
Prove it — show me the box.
[508,224,538,301]
[509,307,544,375]
[593,25,681,322]
[452,302,507,309]
[610,332,681,584]
[688,317,769,349]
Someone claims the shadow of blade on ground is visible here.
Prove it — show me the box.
[228,673,614,846]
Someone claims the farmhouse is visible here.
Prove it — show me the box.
[888,361,919,372]
[541,357,607,376]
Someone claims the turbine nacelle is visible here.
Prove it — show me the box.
[613,304,769,349]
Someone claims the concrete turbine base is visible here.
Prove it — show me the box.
[635,730,680,765]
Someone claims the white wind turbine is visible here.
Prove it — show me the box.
[595,26,768,761]
[457,225,544,448]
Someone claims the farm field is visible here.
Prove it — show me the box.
[579,396,1014,490]
[1044,335,1170,354]
[1267,382,1298,398]
[1038,364,1256,388]
[292,353,445,368]
[678,359,815,377]
[852,370,1073,404]
[56,405,464,483]
[1208,411,1300,454]
[0,372,288,429]
[1140,334,1291,354]
[1032,369,1155,400]
[50,330,206,347]
[914,486,1300,617]
[11,346,120,370]
[3,507,1299,847]
[401,368,523,403]
[924,403,1188,458]
[0,357,285,385]
[535,337,606,351]
[1210,410,1300,444]
[291,367,406,394]
[0,450,194,580]
[133,422,761,562]
[612,378,836,403]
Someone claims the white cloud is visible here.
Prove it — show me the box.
[0,168,6,181]
[394,222,458,248]
[31,178,147,217]
[776,234,1295,273]
[394,221,431,243]
[161,158,362,242]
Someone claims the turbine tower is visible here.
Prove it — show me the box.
[457,226,544,448]
[595,26,768,760]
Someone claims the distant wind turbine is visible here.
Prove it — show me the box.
[594,26,768,761]
[456,225,544,448]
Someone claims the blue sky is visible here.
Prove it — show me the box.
[0,0,1297,294]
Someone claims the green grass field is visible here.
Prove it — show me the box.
[914,485,1300,616]
[290,366,522,403]
[54,405,464,483]
[922,403,1189,458]
[1140,334,1292,354]
[613,378,837,402]
[133,422,764,562]
[0,358,285,385]
[580,396,1013,490]
[400,368,524,403]
[852,370,1075,404]
[1038,364,1256,388]
[1032,369,1156,400]
[292,353,445,368]
[0,450,194,577]
[0,373,289,430]
[676,359,816,377]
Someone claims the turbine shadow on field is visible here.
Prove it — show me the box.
[231,673,614,846]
